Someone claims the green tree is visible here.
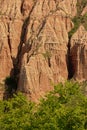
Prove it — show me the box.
[31,81,87,130]
[0,81,87,130]
[0,93,34,130]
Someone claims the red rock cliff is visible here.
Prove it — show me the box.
[0,0,87,101]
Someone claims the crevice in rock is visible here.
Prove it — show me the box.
[67,37,74,79]
[17,0,37,63]
[7,23,12,53]
[12,1,38,85]
[0,43,3,53]
[48,57,51,67]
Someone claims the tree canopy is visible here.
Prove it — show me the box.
[0,81,87,130]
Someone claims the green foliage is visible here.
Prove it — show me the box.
[68,16,81,38]
[31,81,87,130]
[68,14,87,39]
[0,93,35,130]
[68,0,87,38]
[0,81,87,130]
[77,0,87,15]
[42,51,52,59]
[81,13,87,30]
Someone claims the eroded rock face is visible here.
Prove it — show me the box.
[0,0,23,82]
[18,0,77,101]
[70,26,87,81]
[0,0,23,99]
[0,0,87,101]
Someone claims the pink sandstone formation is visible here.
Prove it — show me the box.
[0,0,87,101]
[70,25,87,81]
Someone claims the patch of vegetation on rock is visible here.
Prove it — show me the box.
[68,0,87,39]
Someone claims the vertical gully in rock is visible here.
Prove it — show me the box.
[7,23,12,53]
[67,36,74,79]
[13,1,38,86]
